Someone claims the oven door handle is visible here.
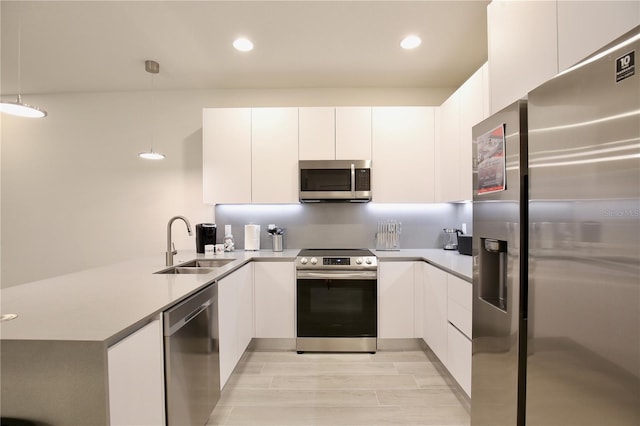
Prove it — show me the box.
[297,270,377,280]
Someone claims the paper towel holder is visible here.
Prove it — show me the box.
[244,224,261,251]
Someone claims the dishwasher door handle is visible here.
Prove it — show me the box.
[164,283,217,337]
[166,299,212,336]
[184,300,212,323]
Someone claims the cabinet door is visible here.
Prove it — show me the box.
[299,107,335,160]
[457,67,485,201]
[414,262,425,339]
[379,262,415,338]
[335,107,371,160]
[487,0,558,114]
[108,319,165,426]
[251,108,299,203]
[218,264,254,389]
[447,274,472,339]
[254,261,296,338]
[203,108,251,204]
[217,276,238,388]
[372,107,435,203]
[447,323,472,397]
[423,263,448,363]
[435,92,460,202]
[557,1,639,72]
[236,263,255,355]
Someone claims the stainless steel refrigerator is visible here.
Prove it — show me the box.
[472,26,640,426]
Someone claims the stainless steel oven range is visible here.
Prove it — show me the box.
[296,248,378,353]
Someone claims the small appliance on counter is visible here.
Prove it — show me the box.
[457,234,472,256]
[195,223,216,253]
[442,228,461,250]
[244,224,260,251]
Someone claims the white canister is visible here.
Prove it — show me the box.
[244,224,260,251]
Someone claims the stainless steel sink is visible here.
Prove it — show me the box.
[154,258,235,274]
[178,259,236,268]
[155,267,216,275]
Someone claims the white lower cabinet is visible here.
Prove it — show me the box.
[107,319,165,426]
[254,261,296,338]
[379,262,416,338]
[422,263,448,363]
[445,273,472,397]
[218,263,254,389]
[419,261,472,397]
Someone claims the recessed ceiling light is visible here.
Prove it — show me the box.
[233,38,254,52]
[400,35,422,50]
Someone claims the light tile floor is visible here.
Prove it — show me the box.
[207,349,470,426]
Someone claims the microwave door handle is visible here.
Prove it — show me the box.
[351,163,356,197]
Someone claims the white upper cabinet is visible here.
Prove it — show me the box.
[557,1,639,71]
[299,107,372,161]
[487,0,558,114]
[372,107,435,203]
[299,107,336,160]
[251,108,299,204]
[203,107,297,204]
[203,108,252,204]
[435,64,487,202]
[435,91,460,203]
[335,107,372,160]
[487,0,638,114]
[457,65,486,201]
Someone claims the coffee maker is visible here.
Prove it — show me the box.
[195,223,217,253]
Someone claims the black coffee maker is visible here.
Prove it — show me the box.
[195,223,217,253]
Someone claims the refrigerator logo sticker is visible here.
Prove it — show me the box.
[476,124,507,194]
[616,50,635,82]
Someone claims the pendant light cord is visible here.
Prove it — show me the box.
[17,0,22,98]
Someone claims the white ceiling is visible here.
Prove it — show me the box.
[0,1,489,96]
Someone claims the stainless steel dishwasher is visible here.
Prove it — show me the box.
[164,283,220,426]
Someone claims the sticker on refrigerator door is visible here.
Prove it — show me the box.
[616,50,634,83]
[476,124,506,194]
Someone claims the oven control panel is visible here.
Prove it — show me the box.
[296,255,377,270]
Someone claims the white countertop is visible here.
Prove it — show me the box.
[0,250,298,344]
[375,249,472,282]
[0,248,471,344]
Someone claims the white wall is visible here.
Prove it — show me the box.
[1,87,448,287]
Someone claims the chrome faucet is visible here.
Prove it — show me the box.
[166,216,193,266]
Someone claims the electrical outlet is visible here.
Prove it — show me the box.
[462,223,467,234]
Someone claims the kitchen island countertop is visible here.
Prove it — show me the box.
[0,250,298,344]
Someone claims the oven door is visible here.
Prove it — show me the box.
[296,270,377,338]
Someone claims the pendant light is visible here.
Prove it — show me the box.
[138,60,165,160]
[0,1,47,118]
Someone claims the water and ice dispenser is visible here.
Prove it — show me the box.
[478,238,508,312]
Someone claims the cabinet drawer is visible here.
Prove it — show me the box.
[448,301,472,339]
[448,275,472,310]
[447,323,472,397]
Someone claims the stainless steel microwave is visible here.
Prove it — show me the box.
[299,160,372,202]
